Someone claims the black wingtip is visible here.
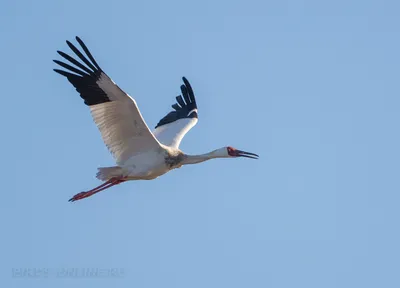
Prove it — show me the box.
[64,36,82,46]
[66,40,76,52]
[53,69,70,77]
[181,77,195,104]
[154,77,198,129]
[74,36,102,71]
[182,77,191,87]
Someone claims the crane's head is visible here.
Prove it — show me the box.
[218,146,259,159]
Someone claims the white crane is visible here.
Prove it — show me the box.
[53,36,259,202]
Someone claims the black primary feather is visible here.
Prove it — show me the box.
[53,37,110,106]
[155,77,198,129]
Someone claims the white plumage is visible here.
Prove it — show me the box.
[54,36,258,202]
[90,99,159,165]
[153,117,198,148]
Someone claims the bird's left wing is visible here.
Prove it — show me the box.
[153,77,198,149]
[53,36,161,165]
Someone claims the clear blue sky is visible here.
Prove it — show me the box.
[1,0,399,287]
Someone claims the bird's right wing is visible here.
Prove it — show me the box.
[53,36,161,166]
[153,77,198,149]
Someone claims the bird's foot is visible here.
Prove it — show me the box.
[68,191,93,202]
[68,176,126,202]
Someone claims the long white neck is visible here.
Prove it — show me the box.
[182,150,224,165]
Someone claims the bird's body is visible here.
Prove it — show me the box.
[53,37,258,202]
[99,145,185,181]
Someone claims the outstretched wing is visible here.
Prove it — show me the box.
[53,36,161,165]
[153,77,198,148]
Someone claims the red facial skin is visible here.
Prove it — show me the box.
[227,146,237,157]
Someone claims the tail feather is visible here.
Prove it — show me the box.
[96,166,123,181]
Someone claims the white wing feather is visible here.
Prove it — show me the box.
[92,73,161,165]
[153,117,198,149]
[54,37,162,166]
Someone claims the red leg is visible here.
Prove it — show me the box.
[69,177,126,202]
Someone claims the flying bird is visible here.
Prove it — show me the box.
[53,36,259,202]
